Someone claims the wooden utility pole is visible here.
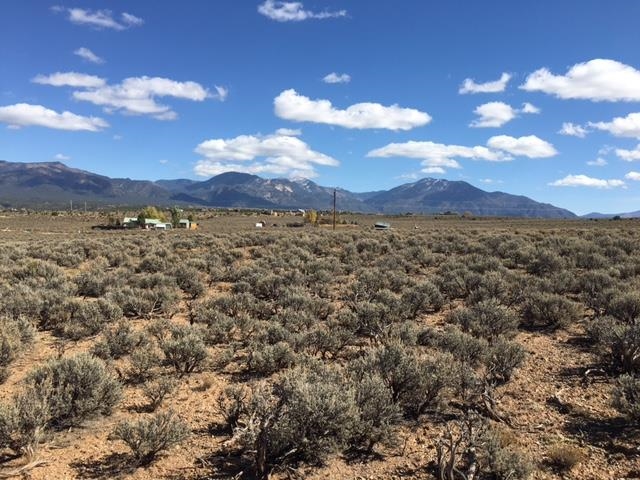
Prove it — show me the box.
[333,189,336,231]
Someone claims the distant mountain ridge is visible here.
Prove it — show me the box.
[0,160,576,217]
[581,211,640,219]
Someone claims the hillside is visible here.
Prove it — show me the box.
[0,160,574,217]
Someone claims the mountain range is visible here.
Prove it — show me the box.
[0,160,578,218]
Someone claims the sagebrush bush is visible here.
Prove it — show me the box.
[521,292,580,330]
[486,338,526,384]
[526,248,564,276]
[128,343,162,382]
[92,320,140,359]
[58,298,123,340]
[143,377,177,411]
[215,384,247,433]
[26,353,122,427]
[612,374,640,422]
[113,410,189,465]
[349,372,401,453]
[0,316,35,373]
[351,343,452,418]
[162,325,208,376]
[424,327,489,368]
[484,428,532,479]
[74,269,109,297]
[448,300,518,340]
[173,265,205,300]
[247,341,296,375]
[607,291,640,324]
[588,317,640,374]
[400,281,444,319]
[233,365,358,479]
[578,270,616,315]
[0,384,51,455]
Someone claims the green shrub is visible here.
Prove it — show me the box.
[351,343,452,418]
[59,299,123,340]
[161,326,208,376]
[425,327,489,368]
[92,320,140,359]
[608,291,640,324]
[300,326,353,359]
[578,271,616,314]
[233,366,358,479]
[142,377,177,411]
[74,270,109,297]
[25,353,122,427]
[173,265,205,300]
[613,374,640,422]
[128,343,162,383]
[448,300,519,340]
[215,385,248,433]
[349,372,401,453]
[436,415,531,480]
[521,292,580,330]
[247,341,296,375]
[588,317,640,374]
[526,248,564,276]
[113,410,189,465]
[484,428,532,479]
[0,384,51,455]
[0,316,35,373]
[400,281,444,319]
[485,338,526,384]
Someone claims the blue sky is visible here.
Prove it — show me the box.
[2,1,640,214]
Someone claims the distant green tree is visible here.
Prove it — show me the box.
[170,207,182,228]
[137,206,167,225]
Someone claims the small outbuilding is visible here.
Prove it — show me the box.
[177,219,198,230]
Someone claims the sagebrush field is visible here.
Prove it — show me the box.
[0,212,638,479]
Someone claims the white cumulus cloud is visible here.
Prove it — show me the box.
[213,85,228,101]
[549,174,625,188]
[258,0,346,21]
[37,74,214,120]
[274,89,431,131]
[0,103,108,131]
[487,135,557,158]
[459,73,511,94]
[470,102,539,128]
[470,102,517,128]
[32,72,106,88]
[421,167,446,174]
[367,141,508,173]
[616,145,640,161]
[121,12,144,26]
[194,131,339,179]
[521,102,540,114]
[558,122,588,138]
[587,158,608,166]
[521,59,640,102]
[275,128,302,136]
[323,72,351,84]
[73,47,104,64]
[625,171,640,181]
[61,8,143,30]
[479,178,504,185]
[54,153,71,161]
[589,112,640,139]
